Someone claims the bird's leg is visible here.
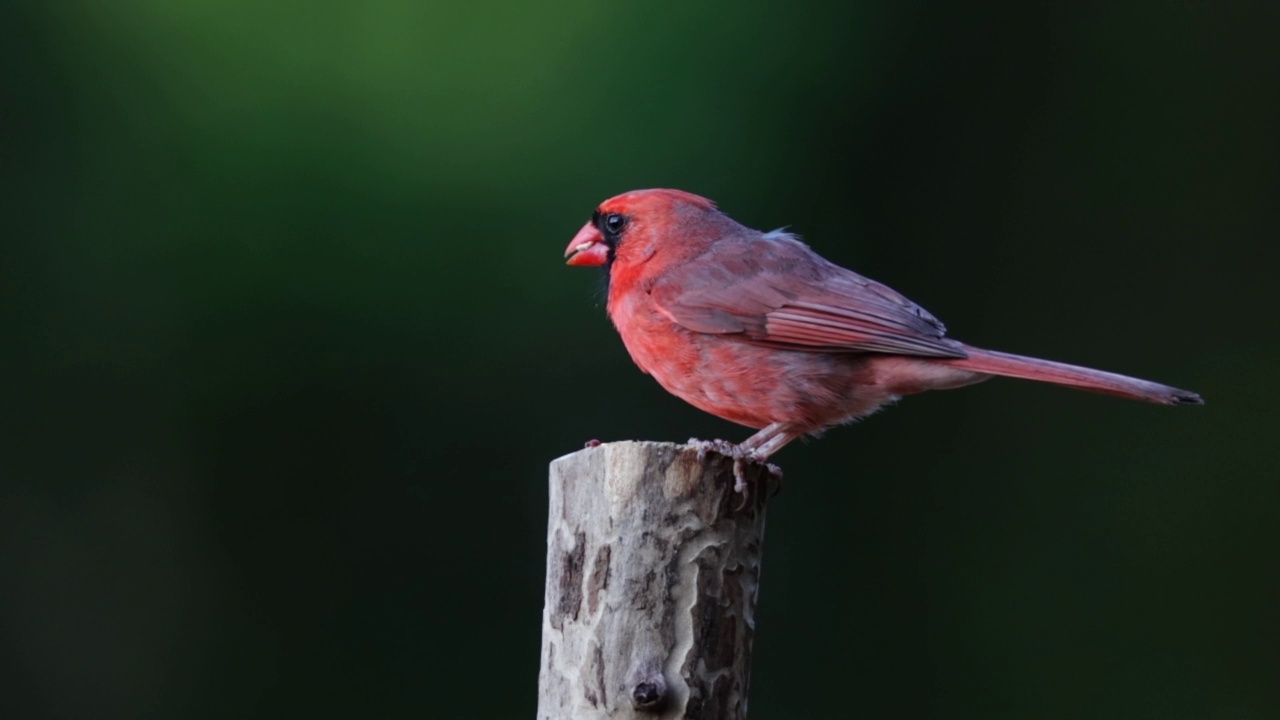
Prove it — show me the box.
[688,423,799,495]
[740,424,798,457]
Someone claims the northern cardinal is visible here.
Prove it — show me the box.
[565,189,1201,490]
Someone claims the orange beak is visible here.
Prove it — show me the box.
[564,221,609,267]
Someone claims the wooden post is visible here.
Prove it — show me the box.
[537,441,769,720]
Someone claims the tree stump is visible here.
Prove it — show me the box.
[537,441,770,719]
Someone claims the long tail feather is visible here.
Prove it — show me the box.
[942,345,1203,406]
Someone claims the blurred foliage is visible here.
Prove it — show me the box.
[2,1,1277,718]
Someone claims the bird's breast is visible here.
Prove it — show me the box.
[607,294,887,431]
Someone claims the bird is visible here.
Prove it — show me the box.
[564,188,1202,491]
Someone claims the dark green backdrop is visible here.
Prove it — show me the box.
[3,2,1276,718]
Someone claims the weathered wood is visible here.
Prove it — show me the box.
[538,441,769,719]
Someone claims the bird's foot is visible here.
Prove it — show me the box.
[686,438,782,501]
[687,438,740,464]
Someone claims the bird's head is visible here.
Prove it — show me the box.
[564,189,724,270]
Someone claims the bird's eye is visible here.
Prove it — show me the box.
[603,213,628,236]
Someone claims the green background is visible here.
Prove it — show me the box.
[3,2,1276,718]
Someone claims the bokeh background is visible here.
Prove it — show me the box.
[3,2,1277,718]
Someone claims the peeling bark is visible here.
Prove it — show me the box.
[538,441,769,719]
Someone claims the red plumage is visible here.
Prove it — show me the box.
[565,189,1201,477]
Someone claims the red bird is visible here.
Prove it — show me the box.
[565,189,1201,490]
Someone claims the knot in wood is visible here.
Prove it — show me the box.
[630,673,668,712]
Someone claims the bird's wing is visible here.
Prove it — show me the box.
[650,233,967,358]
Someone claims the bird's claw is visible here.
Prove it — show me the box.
[731,458,750,493]
[765,462,784,497]
[687,438,781,505]
[738,458,783,499]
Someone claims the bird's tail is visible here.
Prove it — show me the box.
[940,344,1203,406]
